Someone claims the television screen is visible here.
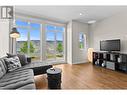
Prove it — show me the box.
[100,39,120,51]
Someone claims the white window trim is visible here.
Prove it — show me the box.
[15,15,66,63]
[16,20,42,61]
[45,24,65,62]
[16,13,66,27]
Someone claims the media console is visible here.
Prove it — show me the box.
[93,52,127,73]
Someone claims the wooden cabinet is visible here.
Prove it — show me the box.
[93,52,127,73]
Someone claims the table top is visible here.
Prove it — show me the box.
[46,67,62,74]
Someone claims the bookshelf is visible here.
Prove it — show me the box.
[93,52,127,72]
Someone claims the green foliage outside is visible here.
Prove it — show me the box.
[20,41,63,59]
[80,42,84,49]
[20,41,35,55]
[20,32,35,57]
[57,42,63,53]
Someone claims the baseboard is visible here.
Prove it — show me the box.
[72,60,89,64]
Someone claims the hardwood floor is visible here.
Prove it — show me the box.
[34,63,127,89]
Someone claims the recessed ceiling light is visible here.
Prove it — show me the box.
[79,13,83,16]
[88,20,96,24]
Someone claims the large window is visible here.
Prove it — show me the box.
[15,19,65,63]
[46,25,64,61]
[16,20,41,61]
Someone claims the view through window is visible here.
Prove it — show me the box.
[46,25,64,61]
[79,32,86,49]
[16,20,65,62]
[16,20,41,61]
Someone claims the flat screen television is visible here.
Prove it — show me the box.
[100,39,120,52]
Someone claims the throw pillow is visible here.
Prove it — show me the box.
[4,56,22,72]
[6,53,28,66]
[17,54,28,66]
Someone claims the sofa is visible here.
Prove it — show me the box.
[0,55,52,89]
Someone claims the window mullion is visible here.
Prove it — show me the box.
[54,30,57,60]
[27,22,31,57]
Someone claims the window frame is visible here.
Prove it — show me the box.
[16,19,41,62]
[45,24,65,61]
[14,17,66,63]
[79,32,86,50]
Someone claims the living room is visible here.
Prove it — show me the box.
[1,1,127,94]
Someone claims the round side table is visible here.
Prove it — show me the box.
[46,67,62,89]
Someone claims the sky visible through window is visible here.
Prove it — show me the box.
[16,20,64,41]
[79,33,84,42]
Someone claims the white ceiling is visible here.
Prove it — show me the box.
[15,6,127,24]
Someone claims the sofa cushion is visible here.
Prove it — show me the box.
[0,59,7,79]
[17,62,52,75]
[17,54,28,66]
[0,69,35,89]
[0,58,8,71]
[4,56,21,72]
[16,83,35,89]
[6,53,28,66]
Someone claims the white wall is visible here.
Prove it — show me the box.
[90,12,127,53]
[72,21,89,64]
[67,21,72,64]
[67,20,89,64]
[0,19,9,57]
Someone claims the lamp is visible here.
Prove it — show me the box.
[9,6,20,54]
[88,48,94,62]
[10,27,20,54]
[10,27,20,38]
[10,6,20,38]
